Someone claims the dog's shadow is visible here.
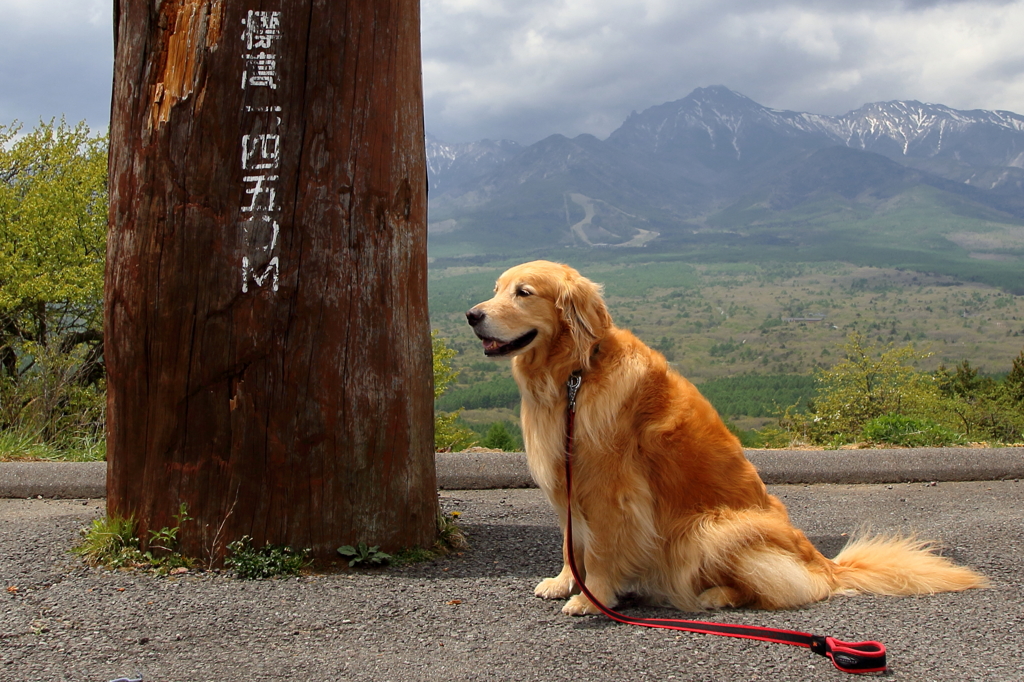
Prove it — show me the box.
[807,535,848,559]
[440,524,853,582]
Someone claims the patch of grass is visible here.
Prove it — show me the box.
[226,536,311,579]
[73,515,145,569]
[73,505,196,573]
[61,435,106,461]
[0,430,52,461]
[0,430,106,462]
[861,414,965,447]
[390,546,437,566]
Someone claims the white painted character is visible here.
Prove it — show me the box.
[242,134,281,171]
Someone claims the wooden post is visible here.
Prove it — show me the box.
[105,0,436,561]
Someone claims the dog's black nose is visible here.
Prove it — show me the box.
[466,308,485,327]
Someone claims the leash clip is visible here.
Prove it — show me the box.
[566,371,582,412]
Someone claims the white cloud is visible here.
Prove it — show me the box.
[2,0,1022,145]
[422,0,1024,143]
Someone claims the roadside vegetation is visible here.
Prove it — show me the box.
[0,120,107,462]
[758,333,1024,448]
[1,118,1022,459]
[437,329,1024,451]
[430,260,1024,450]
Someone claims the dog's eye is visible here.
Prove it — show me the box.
[515,288,532,298]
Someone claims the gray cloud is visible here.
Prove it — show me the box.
[422,0,1024,143]
[0,1,112,132]
[2,0,1022,148]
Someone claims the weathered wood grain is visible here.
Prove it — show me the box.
[105,0,435,561]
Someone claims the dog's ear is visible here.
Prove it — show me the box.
[555,273,612,369]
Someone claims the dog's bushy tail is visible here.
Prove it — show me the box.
[831,534,989,596]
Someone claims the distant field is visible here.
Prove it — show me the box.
[431,258,1024,424]
[430,183,1024,295]
[696,374,817,419]
[437,371,818,430]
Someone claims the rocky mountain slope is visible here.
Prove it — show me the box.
[425,87,1024,291]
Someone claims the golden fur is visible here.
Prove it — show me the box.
[467,260,988,616]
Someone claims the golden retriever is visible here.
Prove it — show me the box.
[467,260,987,616]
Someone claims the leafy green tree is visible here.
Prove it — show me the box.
[432,331,475,451]
[1004,348,1024,405]
[985,349,1024,443]
[0,119,108,446]
[935,360,995,400]
[768,337,1024,447]
[0,120,107,350]
[481,421,521,451]
[934,354,1024,443]
[432,330,459,400]
[807,332,939,443]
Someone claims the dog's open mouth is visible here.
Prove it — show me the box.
[478,330,538,357]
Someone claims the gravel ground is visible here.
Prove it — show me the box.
[2,480,1023,682]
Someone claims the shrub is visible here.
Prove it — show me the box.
[0,341,105,448]
[750,425,798,449]
[806,333,940,443]
[861,414,963,447]
[481,421,522,451]
[722,419,760,448]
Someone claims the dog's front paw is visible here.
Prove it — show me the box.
[534,576,573,600]
[561,594,602,616]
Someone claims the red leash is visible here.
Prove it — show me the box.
[561,372,886,675]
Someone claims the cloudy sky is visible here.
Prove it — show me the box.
[3,0,1023,145]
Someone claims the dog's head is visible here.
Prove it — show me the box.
[466,261,611,369]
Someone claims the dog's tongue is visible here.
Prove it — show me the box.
[483,339,503,352]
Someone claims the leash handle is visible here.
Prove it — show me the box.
[562,374,886,675]
[813,637,888,674]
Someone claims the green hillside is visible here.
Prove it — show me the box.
[431,258,1024,430]
[697,374,816,419]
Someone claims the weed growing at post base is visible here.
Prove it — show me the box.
[225,536,310,579]
[73,504,195,573]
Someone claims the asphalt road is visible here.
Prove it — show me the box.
[2,479,1023,681]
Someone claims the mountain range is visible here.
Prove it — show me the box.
[425,86,1024,291]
